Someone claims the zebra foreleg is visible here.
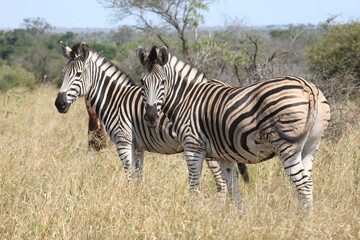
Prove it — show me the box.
[134,150,145,183]
[205,158,228,201]
[184,147,206,195]
[116,140,137,181]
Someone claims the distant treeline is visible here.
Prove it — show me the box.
[1,18,360,101]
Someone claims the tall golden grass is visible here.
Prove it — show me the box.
[0,86,359,239]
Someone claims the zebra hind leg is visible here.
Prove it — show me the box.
[301,137,321,177]
[300,116,325,177]
[281,150,313,208]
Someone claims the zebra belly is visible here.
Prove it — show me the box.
[132,127,183,154]
[207,126,275,164]
[214,142,275,164]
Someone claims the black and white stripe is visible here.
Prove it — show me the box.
[137,45,330,207]
[55,42,248,202]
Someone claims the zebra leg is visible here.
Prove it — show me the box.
[237,163,250,183]
[281,151,313,208]
[184,147,206,194]
[301,144,318,178]
[205,158,228,200]
[301,131,322,177]
[134,150,145,182]
[219,161,243,211]
[116,138,137,180]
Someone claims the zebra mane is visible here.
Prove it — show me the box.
[67,42,136,86]
[148,45,159,65]
[166,49,209,84]
[86,45,136,86]
[70,43,82,59]
[147,45,208,83]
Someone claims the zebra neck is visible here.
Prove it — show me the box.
[88,51,135,87]
[163,54,208,121]
[87,51,134,119]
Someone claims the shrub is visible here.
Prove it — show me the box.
[91,43,117,60]
[307,21,360,80]
[0,65,37,91]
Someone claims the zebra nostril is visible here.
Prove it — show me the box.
[55,92,69,113]
[144,104,158,123]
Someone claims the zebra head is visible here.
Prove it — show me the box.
[137,45,169,128]
[55,41,91,113]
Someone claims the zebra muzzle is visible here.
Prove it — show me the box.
[144,105,159,128]
[55,92,70,113]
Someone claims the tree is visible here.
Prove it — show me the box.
[22,17,53,35]
[59,32,77,46]
[99,0,214,62]
[110,26,135,47]
[194,35,249,85]
[22,44,51,83]
[92,43,117,60]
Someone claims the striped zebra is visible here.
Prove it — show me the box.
[54,42,249,202]
[136,45,330,208]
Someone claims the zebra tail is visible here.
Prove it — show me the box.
[274,92,318,144]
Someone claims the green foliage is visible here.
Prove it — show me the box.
[115,35,157,83]
[307,20,360,79]
[0,64,37,91]
[60,32,77,46]
[91,43,117,60]
[1,14,356,101]
[185,1,209,27]
[270,29,292,40]
[0,38,14,59]
[110,26,134,47]
[22,44,51,83]
[1,29,33,61]
[100,0,215,59]
[212,41,248,67]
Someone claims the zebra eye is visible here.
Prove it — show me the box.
[75,72,82,77]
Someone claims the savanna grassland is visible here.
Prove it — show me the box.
[0,86,359,239]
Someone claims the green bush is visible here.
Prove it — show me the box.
[91,43,117,60]
[0,65,37,91]
[307,21,360,79]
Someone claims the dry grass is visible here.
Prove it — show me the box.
[0,86,359,239]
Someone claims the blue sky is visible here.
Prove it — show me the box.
[0,0,359,29]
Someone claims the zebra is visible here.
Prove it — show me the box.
[54,42,249,203]
[136,45,331,208]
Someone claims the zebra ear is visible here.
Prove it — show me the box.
[158,46,169,66]
[79,42,90,60]
[59,41,72,59]
[136,46,148,66]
